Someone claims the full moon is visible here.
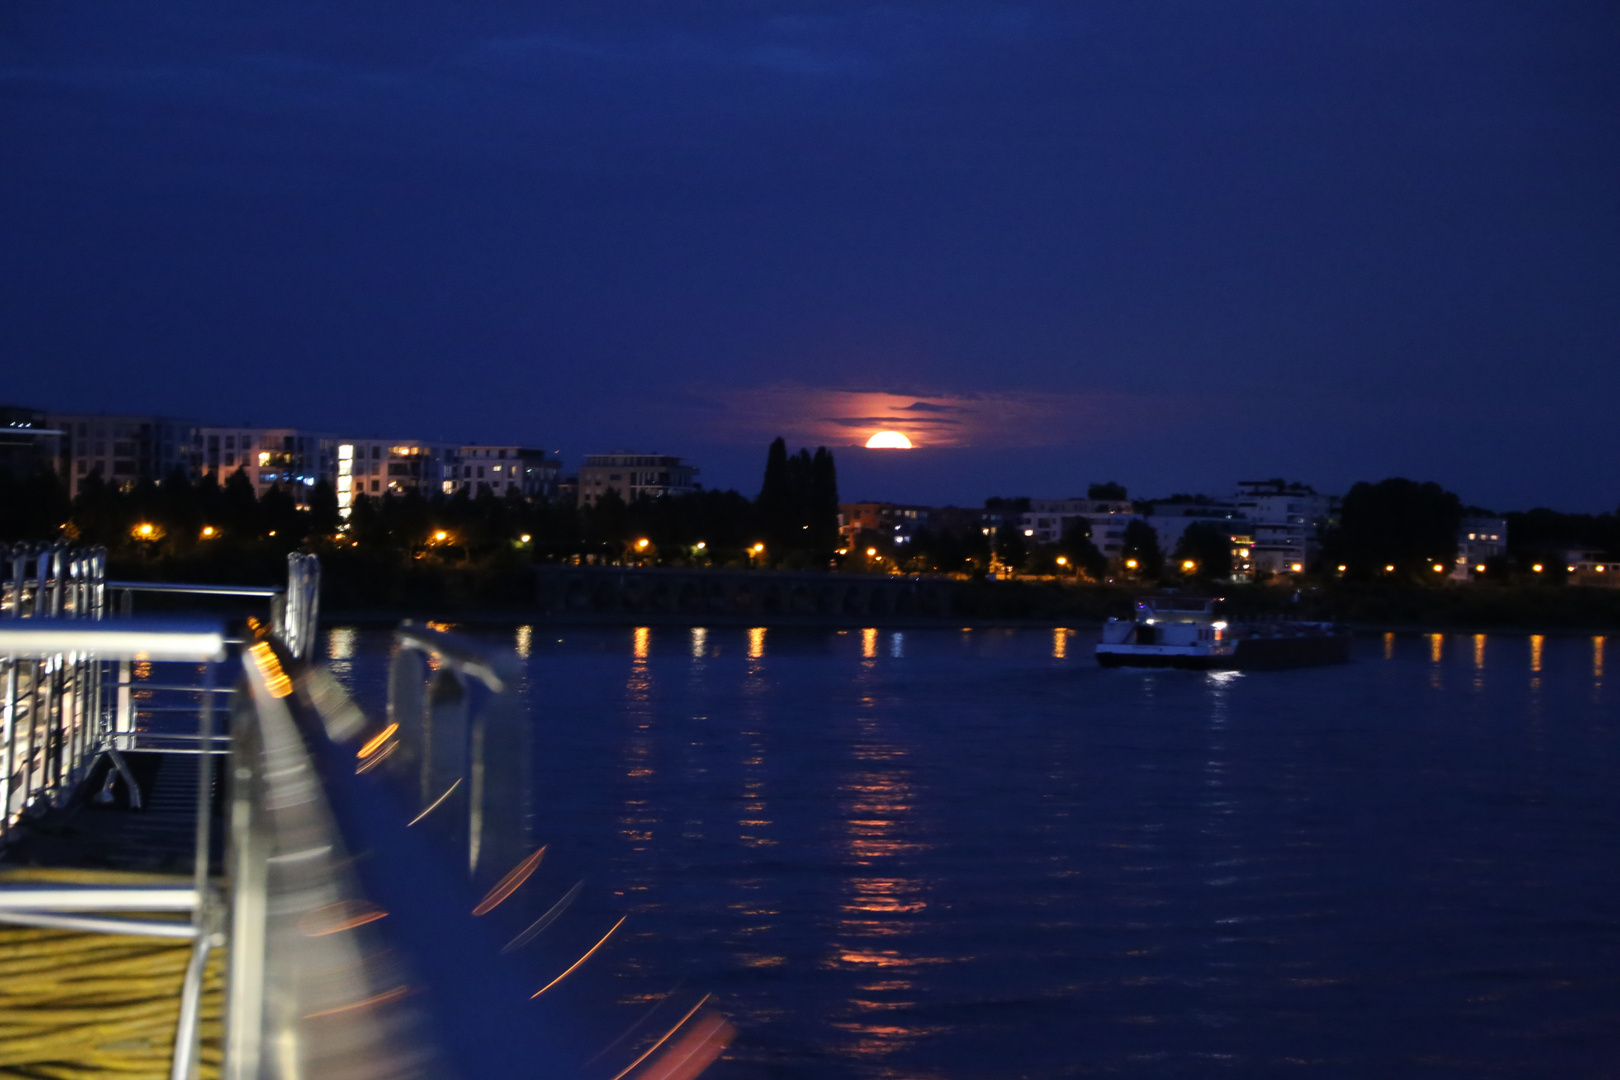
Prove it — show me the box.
[865,431,913,449]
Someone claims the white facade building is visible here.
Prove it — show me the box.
[198,427,338,508]
[1452,517,1508,579]
[1020,497,1136,559]
[449,446,560,501]
[335,439,456,518]
[1233,481,1337,576]
[47,412,200,498]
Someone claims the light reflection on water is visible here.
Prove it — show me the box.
[327,627,1620,1079]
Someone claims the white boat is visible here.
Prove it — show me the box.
[1096,596,1350,670]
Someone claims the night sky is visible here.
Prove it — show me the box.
[3,3,1616,510]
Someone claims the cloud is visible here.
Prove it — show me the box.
[695,385,1187,449]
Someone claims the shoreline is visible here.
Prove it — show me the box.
[320,608,1620,637]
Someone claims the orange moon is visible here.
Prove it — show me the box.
[865,431,913,449]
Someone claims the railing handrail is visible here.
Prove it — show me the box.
[0,619,227,662]
[396,621,509,692]
[105,581,285,598]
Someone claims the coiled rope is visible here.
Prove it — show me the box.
[0,868,222,1080]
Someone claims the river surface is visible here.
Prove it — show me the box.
[325,626,1620,1078]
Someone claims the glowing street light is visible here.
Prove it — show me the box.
[1337,564,1347,572]
[133,522,156,540]
[866,547,877,557]
[636,538,650,550]
[200,525,216,538]
[695,541,706,550]
[519,534,531,543]
[433,530,449,543]
[1532,564,1544,573]
[1125,558,1138,570]
[1475,564,1486,573]
[752,543,765,554]
[1385,565,1396,573]
[1182,559,1196,572]
[1433,563,1445,573]
[1056,556,1068,567]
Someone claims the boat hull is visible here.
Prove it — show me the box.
[1095,633,1350,671]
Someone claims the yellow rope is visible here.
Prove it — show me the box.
[0,869,223,1080]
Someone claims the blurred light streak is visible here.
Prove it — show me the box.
[632,1013,735,1080]
[248,641,293,697]
[408,777,461,826]
[299,900,387,937]
[607,994,711,1080]
[502,879,585,953]
[1595,636,1605,678]
[862,628,877,659]
[634,627,651,660]
[1530,634,1544,673]
[691,627,707,659]
[748,627,765,660]
[531,916,627,997]
[1429,633,1443,664]
[473,845,548,916]
[358,722,399,759]
[302,984,410,1020]
[1053,628,1067,659]
[516,625,533,658]
[355,740,397,773]
[1474,634,1486,670]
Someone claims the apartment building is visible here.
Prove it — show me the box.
[46,412,201,497]
[1451,516,1508,579]
[577,453,698,507]
[335,439,457,518]
[1233,480,1338,575]
[1020,497,1136,559]
[198,427,339,508]
[0,406,59,480]
[449,446,560,501]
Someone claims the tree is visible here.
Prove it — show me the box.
[1327,478,1462,579]
[221,468,259,537]
[756,436,839,562]
[809,447,839,553]
[1088,482,1127,501]
[1059,518,1108,579]
[1122,519,1163,577]
[308,479,340,536]
[1174,522,1231,580]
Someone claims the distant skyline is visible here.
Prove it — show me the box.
[3,2,1617,511]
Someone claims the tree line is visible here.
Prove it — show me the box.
[0,438,844,574]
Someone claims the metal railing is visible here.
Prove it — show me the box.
[385,621,529,881]
[1,543,109,829]
[0,619,227,1080]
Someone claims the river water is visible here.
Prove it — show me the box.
[325,626,1620,1078]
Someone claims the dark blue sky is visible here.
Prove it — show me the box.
[3,2,1616,510]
